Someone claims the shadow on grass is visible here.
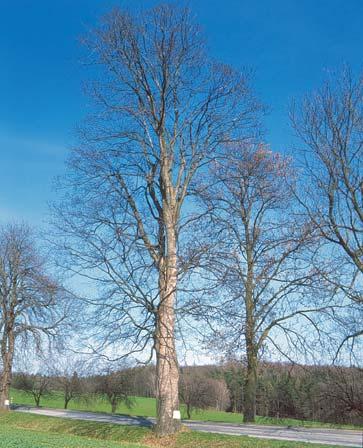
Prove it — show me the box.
[13,404,153,428]
[6,408,150,444]
[113,413,154,427]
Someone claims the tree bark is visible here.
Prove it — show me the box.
[154,221,181,436]
[0,356,12,411]
[186,403,191,419]
[0,327,14,411]
[243,257,257,423]
[33,392,41,408]
[243,347,257,422]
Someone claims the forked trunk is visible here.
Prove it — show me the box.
[154,228,181,436]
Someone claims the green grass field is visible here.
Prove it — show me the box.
[10,388,361,430]
[0,411,345,448]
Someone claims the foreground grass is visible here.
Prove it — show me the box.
[0,412,147,448]
[0,411,344,448]
[10,389,362,430]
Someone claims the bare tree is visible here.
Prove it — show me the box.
[179,369,229,419]
[94,368,133,414]
[319,366,363,421]
[290,67,363,354]
[13,372,51,407]
[129,365,156,398]
[0,223,67,410]
[50,357,85,409]
[196,144,337,422]
[61,371,81,409]
[53,4,262,435]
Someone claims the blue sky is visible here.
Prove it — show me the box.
[2,0,363,226]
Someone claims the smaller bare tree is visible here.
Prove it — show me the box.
[94,368,134,414]
[196,144,338,422]
[179,369,219,419]
[55,367,83,409]
[62,371,81,409]
[0,223,67,410]
[13,372,51,407]
[47,354,86,409]
[129,365,156,398]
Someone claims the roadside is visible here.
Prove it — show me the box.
[14,406,363,447]
[10,389,362,431]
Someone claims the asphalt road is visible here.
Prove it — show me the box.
[15,406,362,447]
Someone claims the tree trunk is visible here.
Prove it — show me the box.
[243,347,257,423]
[0,360,11,411]
[243,259,257,423]
[111,401,117,413]
[0,328,15,411]
[154,225,181,436]
[186,403,191,419]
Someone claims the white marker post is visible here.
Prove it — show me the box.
[173,410,181,420]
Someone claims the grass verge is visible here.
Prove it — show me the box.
[0,411,346,448]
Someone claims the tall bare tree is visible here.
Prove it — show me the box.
[196,144,337,422]
[290,67,363,354]
[0,223,66,410]
[53,4,262,435]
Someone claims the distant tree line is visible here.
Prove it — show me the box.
[219,362,363,426]
[11,361,362,426]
